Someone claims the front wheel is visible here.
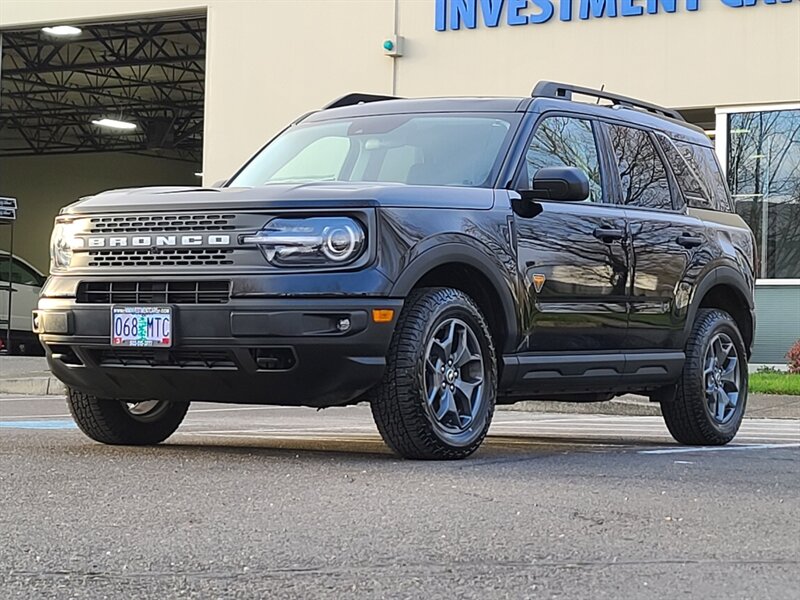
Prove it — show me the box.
[661,309,748,445]
[370,287,497,460]
[67,387,189,445]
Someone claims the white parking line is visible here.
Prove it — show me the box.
[188,406,286,414]
[639,443,800,455]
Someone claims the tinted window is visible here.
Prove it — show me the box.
[678,143,732,212]
[524,116,603,203]
[607,125,672,210]
[656,135,709,208]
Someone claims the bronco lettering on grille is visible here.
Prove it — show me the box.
[74,234,232,249]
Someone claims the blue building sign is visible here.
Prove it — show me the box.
[435,0,795,30]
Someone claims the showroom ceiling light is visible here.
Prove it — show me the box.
[41,25,82,36]
[91,118,137,131]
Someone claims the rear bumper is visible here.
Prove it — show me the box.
[35,297,402,407]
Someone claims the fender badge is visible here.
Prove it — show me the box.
[532,274,546,293]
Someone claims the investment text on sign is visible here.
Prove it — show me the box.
[434,0,794,30]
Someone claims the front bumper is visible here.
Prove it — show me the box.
[35,297,402,407]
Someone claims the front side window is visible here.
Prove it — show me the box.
[230,113,519,188]
[727,109,800,279]
[523,116,603,203]
[607,125,673,211]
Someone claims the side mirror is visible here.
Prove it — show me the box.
[521,166,590,202]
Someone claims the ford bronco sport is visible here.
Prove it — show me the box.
[36,82,756,460]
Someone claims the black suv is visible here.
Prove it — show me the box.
[36,82,756,459]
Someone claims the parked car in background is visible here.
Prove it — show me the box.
[1,251,46,355]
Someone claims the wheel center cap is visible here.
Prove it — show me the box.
[445,368,457,384]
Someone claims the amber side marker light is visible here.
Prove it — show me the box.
[372,309,395,323]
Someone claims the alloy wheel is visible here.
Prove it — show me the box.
[703,332,741,425]
[122,400,165,420]
[423,318,485,434]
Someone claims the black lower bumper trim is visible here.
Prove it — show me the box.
[38,298,402,407]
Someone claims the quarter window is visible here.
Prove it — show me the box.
[607,125,673,211]
[680,143,732,212]
[524,116,604,203]
[656,135,709,208]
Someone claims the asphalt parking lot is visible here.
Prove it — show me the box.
[1,394,799,599]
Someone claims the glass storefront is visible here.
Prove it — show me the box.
[726,108,800,280]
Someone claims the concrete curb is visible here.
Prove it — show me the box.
[498,397,662,417]
[0,376,65,397]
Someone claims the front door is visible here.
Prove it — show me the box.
[513,115,629,353]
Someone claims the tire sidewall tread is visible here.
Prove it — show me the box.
[662,308,748,446]
[67,387,188,446]
[370,287,497,460]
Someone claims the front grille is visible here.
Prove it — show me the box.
[95,348,236,369]
[87,248,234,267]
[77,281,230,304]
[88,214,236,234]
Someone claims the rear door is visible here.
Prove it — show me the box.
[601,123,709,351]
[514,114,629,353]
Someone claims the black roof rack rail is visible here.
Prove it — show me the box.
[323,93,400,110]
[531,81,685,122]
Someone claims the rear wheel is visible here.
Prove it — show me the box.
[370,287,497,460]
[661,309,748,445]
[67,387,189,445]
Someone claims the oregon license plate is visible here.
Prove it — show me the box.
[111,306,173,347]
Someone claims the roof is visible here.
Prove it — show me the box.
[304,93,709,147]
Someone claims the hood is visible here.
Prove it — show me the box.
[61,182,496,215]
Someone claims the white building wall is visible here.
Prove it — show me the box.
[2,0,800,183]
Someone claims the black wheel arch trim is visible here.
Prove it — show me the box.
[389,241,519,354]
[684,264,755,355]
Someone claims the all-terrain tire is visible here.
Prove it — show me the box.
[67,387,189,445]
[661,309,748,445]
[370,287,497,460]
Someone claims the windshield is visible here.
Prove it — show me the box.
[229,113,520,188]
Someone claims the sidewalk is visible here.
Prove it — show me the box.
[2,357,799,419]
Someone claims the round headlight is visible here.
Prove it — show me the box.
[244,217,366,267]
[322,224,360,262]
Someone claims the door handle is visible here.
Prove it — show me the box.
[593,227,625,243]
[676,233,704,248]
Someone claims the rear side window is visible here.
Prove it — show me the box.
[606,125,673,211]
[524,116,604,203]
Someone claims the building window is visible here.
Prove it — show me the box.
[727,109,800,279]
